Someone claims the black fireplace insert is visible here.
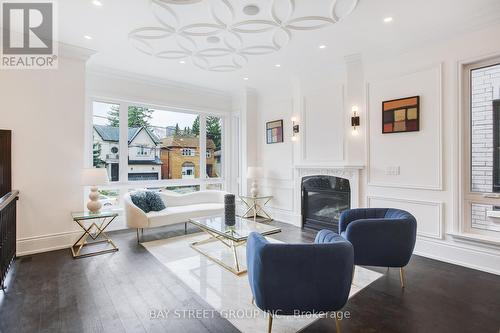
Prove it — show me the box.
[301,175,350,232]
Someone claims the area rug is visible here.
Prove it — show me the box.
[142,233,382,333]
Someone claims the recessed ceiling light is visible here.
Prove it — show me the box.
[243,77,249,81]
[319,44,327,49]
[383,17,393,23]
[179,60,186,64]
[92,0,103,7]
[275,64,281,68]
[84,35,93,40]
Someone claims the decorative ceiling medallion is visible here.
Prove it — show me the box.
[129,0,358,72]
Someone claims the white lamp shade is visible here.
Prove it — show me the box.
[247,167,263,179]
[81,168,109,186]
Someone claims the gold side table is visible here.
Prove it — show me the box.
[239,195,273,222]
[71,211,119,259]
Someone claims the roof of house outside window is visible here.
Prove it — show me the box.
[94,125,161,144]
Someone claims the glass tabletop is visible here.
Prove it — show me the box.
[71,210,119,221]
[239,195,273,200]
[189,215,281,242]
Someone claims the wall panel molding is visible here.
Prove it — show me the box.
[300,85,345,165]
[367,195,444,239]
[366,63,443,191]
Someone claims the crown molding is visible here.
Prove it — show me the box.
[58,42,96,61]
[86,64,233,99]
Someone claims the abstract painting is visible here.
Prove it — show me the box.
[382,96,420,134]
[266,120,283,144]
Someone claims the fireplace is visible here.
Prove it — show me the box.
[301,175,350,232]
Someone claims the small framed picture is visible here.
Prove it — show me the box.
[266,120,284,144]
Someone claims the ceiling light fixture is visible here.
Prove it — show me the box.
[207,36,220,44]
[319,44,327,49]
[243,4,260,16]
[92,0,103,7]
[84,35,93,40]
[383,17,393,23]
[243,77,249,81]
[275,64,281,68]
[179,60,186,64]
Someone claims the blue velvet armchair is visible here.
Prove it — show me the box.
[246,231,353,333]
[339,208,417,288]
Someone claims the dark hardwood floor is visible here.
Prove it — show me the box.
[1,221,499,333]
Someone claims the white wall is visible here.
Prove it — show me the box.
[0,46,93,255]
[0,52,235,255]
[251,23,500,274]
[86,67,233,114]
[250,67,350,223]
[364,23,500,275]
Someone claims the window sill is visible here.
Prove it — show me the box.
[486,210,500,219]
[447,232,500,247]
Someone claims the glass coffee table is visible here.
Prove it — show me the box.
[189,215,281,275]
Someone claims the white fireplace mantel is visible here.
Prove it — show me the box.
[292,164,364,226]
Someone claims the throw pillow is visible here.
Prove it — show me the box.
[146,191,166,211]
[130,191,150,213]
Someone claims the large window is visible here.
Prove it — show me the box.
[88,100,228,231]
[464,60,500,236]
[90,100,225,186]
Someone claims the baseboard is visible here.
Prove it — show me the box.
[236,203,300,227]
[414,236,500,276]
[16,230,80,256]
[266,206,300,227]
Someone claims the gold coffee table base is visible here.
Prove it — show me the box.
[190,227,247,276]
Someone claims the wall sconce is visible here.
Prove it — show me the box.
[291,117,300,141]
[351,105,360,136]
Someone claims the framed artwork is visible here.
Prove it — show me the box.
[266,120,284,144]
[382,96,420,134]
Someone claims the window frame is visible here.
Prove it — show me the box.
[460,56,500,240]
[493,99,500,193]
[86,96,227,191]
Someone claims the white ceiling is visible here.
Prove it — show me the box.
[58,0,500,95]
[128,0,359,73]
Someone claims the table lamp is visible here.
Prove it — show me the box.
[81,168,109,213]
[247,166,263,197]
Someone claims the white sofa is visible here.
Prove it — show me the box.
[124,190,226,241]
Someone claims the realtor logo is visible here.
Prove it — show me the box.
[1,1,57,69]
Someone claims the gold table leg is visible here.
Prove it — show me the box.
[241,197,273,222]
[231,242,240,272]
